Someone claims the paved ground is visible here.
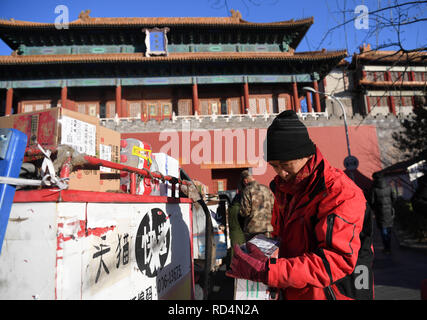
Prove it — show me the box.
[372,226,427,300]
[208,224,427,300]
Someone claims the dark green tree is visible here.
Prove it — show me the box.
[392,96,427,160]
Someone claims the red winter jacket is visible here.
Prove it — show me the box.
[267,147,374,300]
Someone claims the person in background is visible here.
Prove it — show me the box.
[239,170,275,241]
[226,110,374,300]
[370,172,396,254]
[227,188,246,259]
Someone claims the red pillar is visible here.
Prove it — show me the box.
[386,71,392,82]
[306,91,313,113]
[5,88,13,115]
[61,86,68,110]
[389,95,396,115]
[192,83,200,115]
[312,81,321,112]
[292,82,300,112]
[243,82,249,114]
[116,85,122,118]
[365,95,371,114]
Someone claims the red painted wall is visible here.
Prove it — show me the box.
[122,124,381,195]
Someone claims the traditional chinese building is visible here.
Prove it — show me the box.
[349,43,427,117]
[0,11,384,194]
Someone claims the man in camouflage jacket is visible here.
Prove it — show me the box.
[239,170,275,240]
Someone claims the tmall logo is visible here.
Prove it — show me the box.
[135,208,171,277]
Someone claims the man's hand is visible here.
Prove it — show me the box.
[226,243,269,284]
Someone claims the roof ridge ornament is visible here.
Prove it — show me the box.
[230,9,242,20]
[78,9,91,22]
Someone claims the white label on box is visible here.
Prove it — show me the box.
[99,144,112,173]
[61,116,96,156]
[235,279,270,300]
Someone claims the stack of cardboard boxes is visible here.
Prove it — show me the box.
[0,107,121,192]
[0,107,185,196]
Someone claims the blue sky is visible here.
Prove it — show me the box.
[0,0,425,58]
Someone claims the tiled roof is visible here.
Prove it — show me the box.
[353,50,427,64]
[0,16,314,29]
[0,50,347,65]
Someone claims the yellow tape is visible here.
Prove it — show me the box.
[131,145,152,164]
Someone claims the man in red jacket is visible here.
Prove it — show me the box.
[227,110,374,300]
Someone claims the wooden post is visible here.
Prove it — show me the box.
[243,82,249,114]
[312,81,321,112]
[292,82,300,112]
[116,85,122,118]
[306,91,312,113]
[192,83,200,115]
[61,86,68,110]
[5,88,13,115]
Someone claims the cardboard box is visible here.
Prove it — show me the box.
[97,126,121,192]
[0,107,102,192]
[0,107,98,151]
[234,235,280,300]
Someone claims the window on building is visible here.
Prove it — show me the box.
[376,72,386,82]
[401,96,413,107]
[87,104,97,117]
[149,103,157,116]
[226,98,241,115]
[75,102,99,117]
[178,99,192,116]
[141,100,173,120]
[162,103,172,117]
[395,96,403,107]
[128,102,141,118]
[248,96,273,114]
[366,71,375,81]
[21,101,52,113]
[199,99,221,115]
[414,72,424,82]
[278,94,290,113]
[378,96,388,107]
[106,101,116,118]
[401,71,411,81]
[390,72,401,82]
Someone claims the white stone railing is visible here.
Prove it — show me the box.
[99,110,329,124]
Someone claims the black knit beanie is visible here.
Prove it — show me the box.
[266,110,316,162]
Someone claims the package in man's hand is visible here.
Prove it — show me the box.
[234,234,280,300]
